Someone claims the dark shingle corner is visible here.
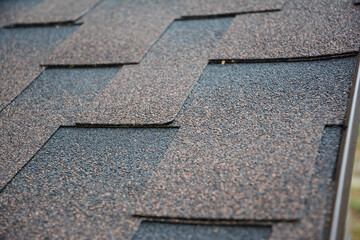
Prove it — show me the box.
[0,0,359,239]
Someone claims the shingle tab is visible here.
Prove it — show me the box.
[0,127,177,239]
[0,26,78,111]
[135,57,355,220]
[133,222,271,240]
[211,0,360,60]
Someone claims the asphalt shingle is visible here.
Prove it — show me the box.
[211,0,360,60]
[0,26,78,111]
[135,57,355,220]
[0,127,178,239]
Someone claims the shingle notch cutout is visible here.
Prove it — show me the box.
[132,221,271,240]
[0,127,178,239]
[135,57,356,220]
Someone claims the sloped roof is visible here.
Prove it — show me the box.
[0,0,359,239]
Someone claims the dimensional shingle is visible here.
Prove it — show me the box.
[79,18,232,124]
[270,126,342,239]
[211,0,360,60]
[0,127,177,239]
[45,0,179,65]
[12,0,100,25]
[0,68,119,190]
[0,26,78,111]
[135,57,356,220]
[132,222,272,240]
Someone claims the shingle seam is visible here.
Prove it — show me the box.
[2,21,82,29]
[132,215,297,225]
[178,8,280,20]
[41,63,129,68]
[71,124,179,129]
[72,0,104,24]
[209,52,359,64]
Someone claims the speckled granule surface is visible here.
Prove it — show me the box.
[79,18,232,125]
[0,0,41,28]
[0,26,78,111]
[45,0,180,65]
[0,68,119,190]
[132,222,271,240]
[0,0,359,238]
[134,57,355,220]
[211,0,360,60]
[12,0,100,25]
[270,126,342,240]
[0,127,178,239]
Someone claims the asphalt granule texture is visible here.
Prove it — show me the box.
[45,0,179,65]
[13,0,100,25]
[0,127,178,239]
[211,0,360,60]
[132,222,271,240]
[135,57,355,220]
[271,126,342,239]
[0,0,41,28]
[0,68,119,190]
[79,18,232,124]
[0,26,78,111]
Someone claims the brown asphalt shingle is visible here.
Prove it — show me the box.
[0,0,359,238]
[211,0,360,60]
[44,0,286,66]
[135,57,355,220]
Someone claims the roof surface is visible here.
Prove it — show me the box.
[0,0,359,239]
